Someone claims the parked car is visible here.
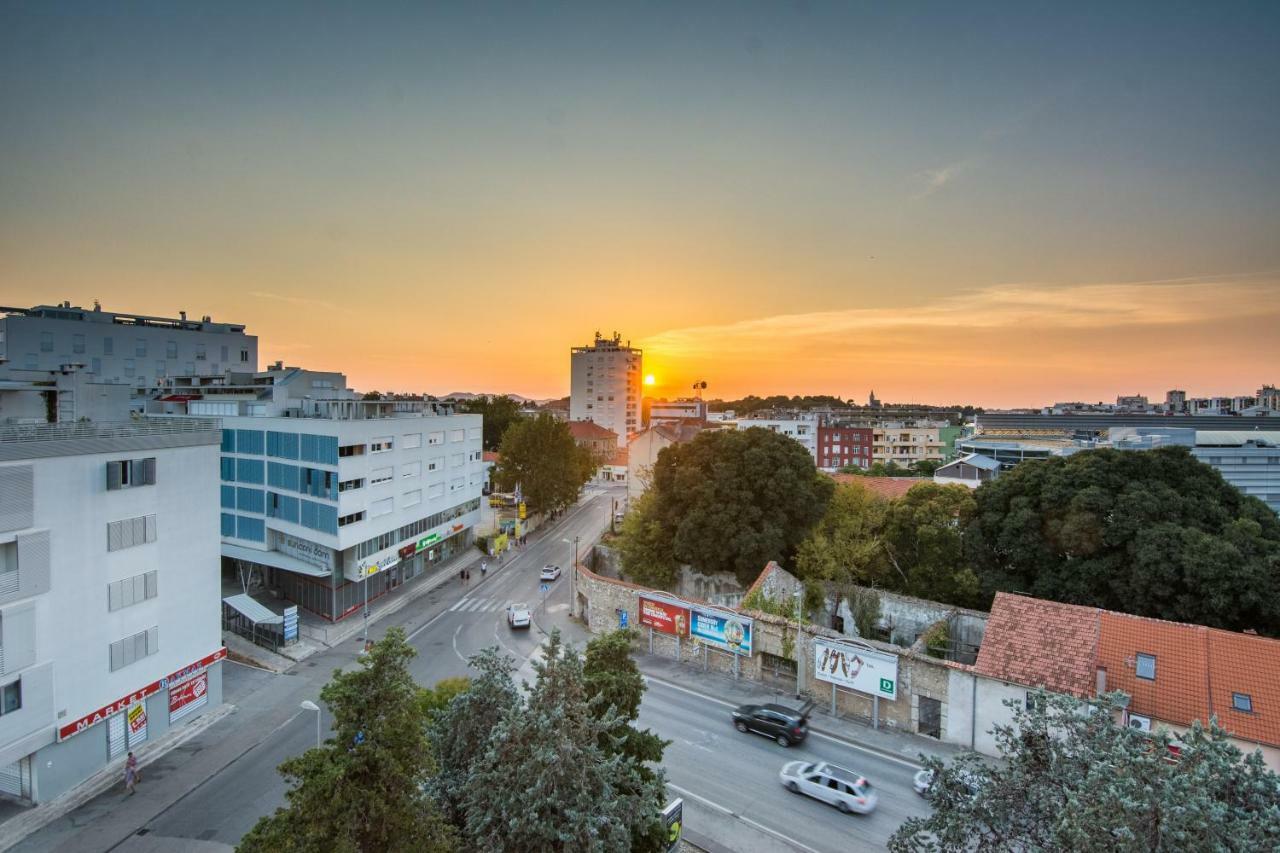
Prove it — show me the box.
[540,565,562,581]
[731,701,812,747]
[507,602,532,629]
[780,761,877,814]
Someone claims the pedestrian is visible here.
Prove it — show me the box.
[459,568,465,585]
[481,562,487,578]
[124,751,140,795]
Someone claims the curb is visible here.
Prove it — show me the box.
[0,703,236,852]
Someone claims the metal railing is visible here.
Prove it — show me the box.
[0,418,220,443]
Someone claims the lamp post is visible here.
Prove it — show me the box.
[300,700,322,749]
[794,588,803,699]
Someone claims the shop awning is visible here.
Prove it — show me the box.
[222,593,283,625]
[222,543,333,579]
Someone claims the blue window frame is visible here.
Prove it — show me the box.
[220,513,236,537]
[267,431,300,460]
[220,485,236,509]
[236,429,265,455]
[299,500,338,535]
[237,515,265,542]
[268,461,300,491]
[300,434,339,465]
[235,458,264,484]
[221,429,235,453]
[220,457,236,482]
[237,487,265,513]
[267,491,300,524]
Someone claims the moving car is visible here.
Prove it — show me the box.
[540,565,562,582]
[914,766,984,798]
[507,602,532,629]
[780,761,877,814]
[731,701,812,747]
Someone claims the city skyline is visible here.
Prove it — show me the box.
[4,3,1279,406]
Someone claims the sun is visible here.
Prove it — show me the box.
[643,374,656,386]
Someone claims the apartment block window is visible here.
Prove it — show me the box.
[1232,693,1253,713]
[155,361,166,377]
[220,345,229,361]
[195,344,207,360]
[427,459,440,472]
[427,432,444,446]
[40,332,53,352]
[166,341,178,359]
[371,497,393,517]
[402,433,422,449]
[0,680,20,715]
[123,359,136,377]
[240,349,249,362]
[73,334,86,354]
[108,571,159,611]
[370,467,393,486]
[339,511,365,527]
[339,444,366,458]
[135,339,147,357]
[403,489,422,507]
[103,336,114,355]
[402,461,421,478]
[106,458,156,490]
[449,429,465,443]
[107,515,157,551]
[339,478,365,492]
[109,627,159,671]
[1135,653,1157,680]
[370,437,393,453]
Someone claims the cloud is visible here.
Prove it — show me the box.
[913,159,975,199]
[249,291,334,310]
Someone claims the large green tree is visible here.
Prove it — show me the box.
[881,482,980,607]
[461,631,666,852]
[457,394,524,451]
[493,413,593,514]
[795,482,892,622]
[616,491,678,588]
[965,446,1280,634]
[622,426,833,585]
[238,629,455,853]
[891,691,1280,852]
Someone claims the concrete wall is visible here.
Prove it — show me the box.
[834,585,987,663]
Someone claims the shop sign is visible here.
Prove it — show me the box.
[689,607,753,656]
[59,648,227,741]
[276,535,334,572]
[451,523,464,533]
[398,543,417,559]
[812,638,898,699]
[169,672,209,717]
[360,553,399,577]
[127,702,147,734]
[416,533,442,551]
[639,596,690,636]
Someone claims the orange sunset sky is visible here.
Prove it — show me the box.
[3,5,1278,407]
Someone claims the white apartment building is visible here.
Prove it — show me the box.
[0,302,257,407]
[649,399,707,424]
[0,420,224,805]
[724,417,819,458]
[149,365,484,621]
[569,332,641,448]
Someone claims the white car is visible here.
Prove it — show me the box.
[507,603,532,629]
[540,565,562,582]
[914,767,983,797]
[779,761,877,814]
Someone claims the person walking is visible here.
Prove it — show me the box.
[481,561,487,578]
[124,751,140,795]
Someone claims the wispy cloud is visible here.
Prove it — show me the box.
[250,291,334,310]
[913,158,975,199]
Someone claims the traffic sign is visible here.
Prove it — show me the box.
[539,583,550,593]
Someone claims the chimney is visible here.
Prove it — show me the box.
[180,311,187,321]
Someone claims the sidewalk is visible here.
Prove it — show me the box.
[633,650,967,767]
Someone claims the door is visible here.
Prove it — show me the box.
[107,711,127,759]
[752,711,779,737]
[0,757,28,799]
[918,696,942,739]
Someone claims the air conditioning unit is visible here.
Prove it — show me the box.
[1127,713,1152,733]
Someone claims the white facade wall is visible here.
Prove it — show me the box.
[569,338,641,447]
[0,422,224,803]
[736,420,818,458]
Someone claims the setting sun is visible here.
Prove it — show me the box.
[643,374,656,386]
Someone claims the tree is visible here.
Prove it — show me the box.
[626,427,833,585]
[426,648,520,827]
[795,483,891,622]
[965,446,1280,634]
[890,691,1280,852]
[417,676,470,717]
[617,491,679,588]
[911,458,943,477]
[881,482,980,607]
[493,413,593,515]
[238,629,455,853]
[461,631,665,852]
[457,394,524,451]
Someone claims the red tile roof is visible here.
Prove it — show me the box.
[1206,629,1280,747]
[825,474,925,501]
[607,448,629,467]
[481,451,499,463]
[567,420,618,441]
[1097,611,1212,731]
[975,593,1100,698]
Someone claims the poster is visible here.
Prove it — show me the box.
[169,672,210,722]
[689,606,753,656]
[639,596,690,636]
[812,638,898,699]
[127,702,147,734]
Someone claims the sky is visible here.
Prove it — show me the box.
[2,2,1278,406]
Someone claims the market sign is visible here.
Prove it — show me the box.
[639,596,689,637]
[689,606,752,656]
[812,638,898,699]
[417,533,442,550]
[59,648,227,741]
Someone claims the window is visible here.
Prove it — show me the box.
[237,487,265,513]
[449,453,464,468]
[108,571,159,611]
[123,358,136,377]
[40,332,54,352]
[237,515,265,541]
[370,467,393,486]
[339,444,366,458]
[195,344,206,360]
[300,500,338,534]
[155,360,166,377]
[339,478,365,492]
[166,340,177,359]
[0,679,20,715]
[267,431,300,460]
[106,458,156,490]
[370,437,393,453]
[403,489,422,507]
[1135,653,1157,680]
[300,434,338,465]
[402,433,422,449]
[236,429,265,455]
[450,429,465,443]
[109,627,159,671]
[103,336,114,355]
[339,511,366,527]
[220,345,229,361]
[135,339,147,357]
[402,461,421,478]
[73,334,86,354]
[371,498,393,517]
[221,485,235,508]
[267,492,300,524]
[221,513,235,537]
[107,515,157,551]
[240,349,249,362]
[1232,693,1253,713]
[268,461,300,491]
[427,432,444,446]
[235,458,264,484]
[427,459,440,472]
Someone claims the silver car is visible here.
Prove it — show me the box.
[779,761,877,814]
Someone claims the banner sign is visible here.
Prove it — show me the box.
[59,648,227,741]
[275,535,334,572]
[689,606,753,656]
[283,605,299,642]
[169,672,209,721]
[813,638,898,699]
[639,596,690,636]
[127,702,147,734]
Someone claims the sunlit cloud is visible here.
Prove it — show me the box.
[249,291,335,310]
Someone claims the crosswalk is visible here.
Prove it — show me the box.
[449,597,516,614]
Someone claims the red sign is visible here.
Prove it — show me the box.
[58,648,227,741]
[639,596,690,636]
[169,672,209,715]
[398,543,417,559]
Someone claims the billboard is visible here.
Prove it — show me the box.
[689,606,753,656]
[813,638,898,699]
[639,596,690,636]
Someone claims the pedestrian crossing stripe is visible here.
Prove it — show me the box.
[449,598,512,613]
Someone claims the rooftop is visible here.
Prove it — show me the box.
[567,420,619,441]
[824,474,925,501]
[974,593,1100,698]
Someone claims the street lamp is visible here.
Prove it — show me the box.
[793,588,804,699]
[300,700,322,749]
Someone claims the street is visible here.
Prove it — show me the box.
[14,484,930,852]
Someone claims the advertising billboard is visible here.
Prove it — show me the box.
[689,606,753,656]
[639,596,690,636]
[812,638,898,699]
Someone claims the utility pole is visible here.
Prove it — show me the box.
[794,588,803,699]
[362,568,370,649]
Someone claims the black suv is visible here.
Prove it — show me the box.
[731,701,813,747]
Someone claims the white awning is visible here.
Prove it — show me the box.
[222,593,283,625]
[223,543,332,578]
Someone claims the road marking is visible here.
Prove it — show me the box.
[406,606,449,642]
[644,673,922,771]
[492,627,521,659]
[451,624,466,663]
[448,597,472,612]
[665,781,821,853]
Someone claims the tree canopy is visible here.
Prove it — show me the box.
[965,446,1280,634]
[493,413,593,514]
[891,691,1280,852]
[620,426,833,585]
[456,394,524,451]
